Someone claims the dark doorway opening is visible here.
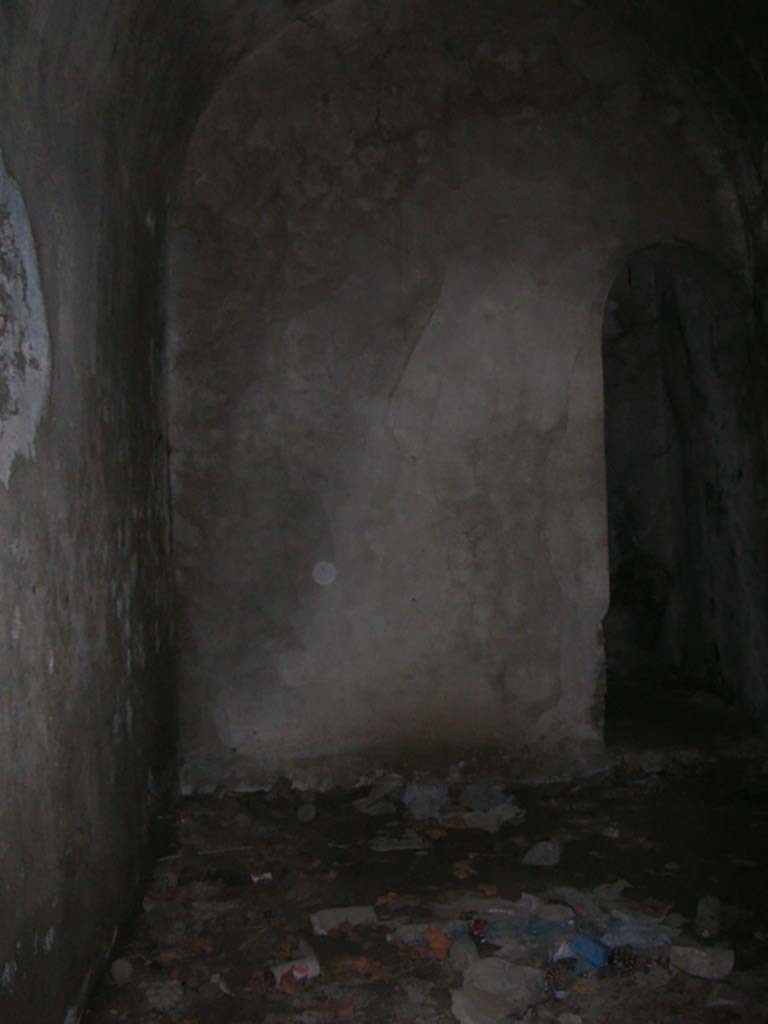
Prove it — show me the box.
[601,244,758,745]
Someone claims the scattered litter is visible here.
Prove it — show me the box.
[461,782,511,811]
[523,840,561,867]
[197,844,260,856]
[250,871,273,884]
[459,786,526,831]
[545,957,579,996]
[435,893,538,921]
[460,804,526,833]
[695,895,721,939]
[567,933,610,968]
[311,906,378,935]
[84,757,768,1024]
[354,774,404,815]
[403,978,436,1006]
[364,799,398,816]
[663,912,688,929]
[450,936,480,971]
[335,955,391,981]
[210,972,233,995]
[390,920,470,946]
[537,903,574,925]
[423,924,453,960]
[601,909,676,950]
[370,830,425,852]
[670,944,735,980]
[453,859,478,880]
[402,783,449,820]
[269,940,321,986]
[476,916,528,949]
[462,958,546,1016]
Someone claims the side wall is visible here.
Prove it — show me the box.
[169,0,742,791]
[0,5,178,1021]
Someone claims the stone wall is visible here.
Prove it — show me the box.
[169,0,742,792]
[0,5,180,1021]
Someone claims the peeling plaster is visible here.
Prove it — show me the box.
[0,148,51,486]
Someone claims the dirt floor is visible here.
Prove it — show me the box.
[84,689,768,1024]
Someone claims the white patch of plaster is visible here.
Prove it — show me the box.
[0,147,51,486]
[44,927,55,953]
[312,561,337,586]
[47,648,55,673]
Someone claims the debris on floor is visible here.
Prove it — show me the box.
[523,840,562,867]
[84,739,768,1024]
[311,906,379,936]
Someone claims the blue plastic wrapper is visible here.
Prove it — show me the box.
[570,933,610,968]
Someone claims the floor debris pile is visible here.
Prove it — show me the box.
[85,737,768,1024]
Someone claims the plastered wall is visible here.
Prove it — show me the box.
[169,0,742,791]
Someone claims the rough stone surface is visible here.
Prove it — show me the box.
[0,4,183,1021]
[0,149,50,486]
[169,0,742,792]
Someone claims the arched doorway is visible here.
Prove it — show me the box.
[601,244,758,731]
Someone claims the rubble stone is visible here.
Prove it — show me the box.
[523,840,561,866]
[310,905,378,935]
[463,958,546,1015]
[670,944,735,980]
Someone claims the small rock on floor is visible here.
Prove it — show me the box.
[310,905,378,935]
[144,979,184,1013]
[523,839,561,866]
[463,958,546,1015]
[670,944,735,980]
[109,958,133,985]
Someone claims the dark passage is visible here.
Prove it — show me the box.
[602,246,767,739]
